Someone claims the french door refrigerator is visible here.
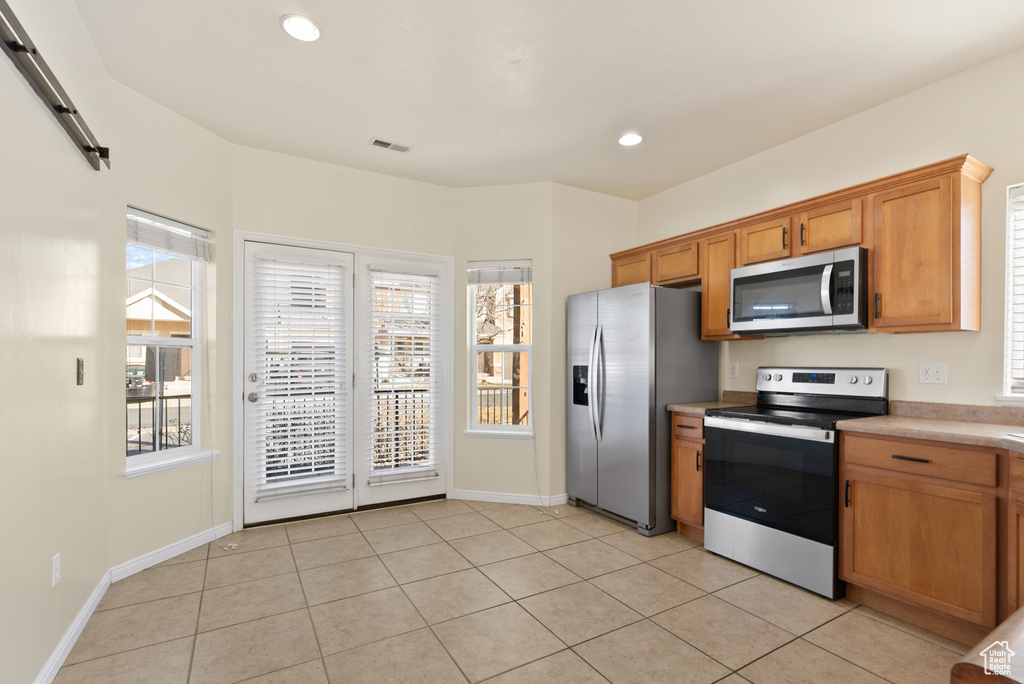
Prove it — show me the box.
[566,284,718,535]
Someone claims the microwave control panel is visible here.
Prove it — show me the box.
[833,260,856,315]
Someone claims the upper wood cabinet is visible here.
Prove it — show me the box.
[652,240,700,284]
[702,232,741,339]
[609,155,991,336]
[797,198,862,255]
[870,163,987,332]
[738,216,792,265]
[611,252,650,287]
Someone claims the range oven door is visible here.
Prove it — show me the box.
[703,415,837,546]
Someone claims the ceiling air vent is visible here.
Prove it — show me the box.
[369,138,411,154]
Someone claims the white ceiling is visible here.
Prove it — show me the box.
[73,0,1024,200]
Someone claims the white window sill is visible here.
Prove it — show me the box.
[463,429,534,440]
[122,449,219,479]
[997,395,1024,407]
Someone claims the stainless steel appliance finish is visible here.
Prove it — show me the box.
[729,247,867,334]
[703,366,888,598]
[566,284,718,536]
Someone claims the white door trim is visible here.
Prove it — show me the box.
[232,230,454,530]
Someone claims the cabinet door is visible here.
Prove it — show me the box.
[653,241,699,284]
[738,216,792,265]
[612,252,651,287]
[671,441,702,527]
[798,198,863,254]
[702,232,738,339]
[871,176,954,329]
[1009,495,1024,615]
[841,468,997,628]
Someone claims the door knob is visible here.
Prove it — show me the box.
[247,392,258,403]
[248,373,257,382]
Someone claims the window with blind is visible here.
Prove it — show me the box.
[468,260,533,435]
[1007,184,1024,394]
[368,268,442,482]
[126,208,208,465]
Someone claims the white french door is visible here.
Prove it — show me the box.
[242,241,450,524]
[243,242,354,523]
[354,257,447,506]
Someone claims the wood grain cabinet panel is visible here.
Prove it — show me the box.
[653,241,700,284]
[871,176,954,329]
[611,252,651,287]
[738,217,793,265]
[671,440,703,527]
[702,232,741,340]
[841,466,998,629]
[797,198,862,254]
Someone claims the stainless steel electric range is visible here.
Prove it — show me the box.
[702,366,888,599]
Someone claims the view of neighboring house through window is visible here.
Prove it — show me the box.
[1007,184,1024,396]
[126,208,209,462]
[468,260,532,434]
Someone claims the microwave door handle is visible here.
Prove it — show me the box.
[820,264,833,316]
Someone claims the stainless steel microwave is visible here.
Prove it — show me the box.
[729,247,867,334]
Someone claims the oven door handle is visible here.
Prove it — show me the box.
[820,264,833,316]
[704,415,835,443]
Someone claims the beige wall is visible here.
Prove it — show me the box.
[0,1,111,681]
[638,47,1024,405]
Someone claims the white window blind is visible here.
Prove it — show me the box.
[127,207,210,262]
[367,269,440,484]
[252,255,348,500]
[1009,184,1024,392]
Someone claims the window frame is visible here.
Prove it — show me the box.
[124,208,216,477]
[466,260,534,438]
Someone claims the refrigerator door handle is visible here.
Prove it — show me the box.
[587,325,600,440]
[594,325,604,442]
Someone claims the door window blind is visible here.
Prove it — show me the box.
[253,255,348,499]
[1010,185,1024,392]
[367,269,440,484]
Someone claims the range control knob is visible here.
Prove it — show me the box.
[848,375,858,384]
[763,373,772,381]
[774,373,783,381]
[863,375,873,385]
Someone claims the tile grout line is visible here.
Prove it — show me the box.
[185,541,211,684]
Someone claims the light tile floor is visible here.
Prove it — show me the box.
[54,500,972,683]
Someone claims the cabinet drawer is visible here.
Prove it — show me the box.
[672,414,704,440]
[844,434,997,487]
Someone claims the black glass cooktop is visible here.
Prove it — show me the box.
[705,404,870,430]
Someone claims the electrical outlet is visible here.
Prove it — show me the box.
[52,553,61,588]
[919,363,947,384]
[728,363,739,379]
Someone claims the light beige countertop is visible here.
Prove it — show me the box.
[667,391,756,416]
[837,401,1024,451]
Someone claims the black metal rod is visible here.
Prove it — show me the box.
[0,0,110,170]
[844,480,851,507]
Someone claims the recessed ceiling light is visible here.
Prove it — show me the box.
[619,133,643,146]
[281,14,321,42]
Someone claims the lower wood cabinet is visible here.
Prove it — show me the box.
[670,412,704,534]
[841,434,999,629]
[671,440,703,527]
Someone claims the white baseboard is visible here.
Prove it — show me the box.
[33,569,110,684]
[453,489,569,508]
[110,522,234,583]
[35,522,234,684]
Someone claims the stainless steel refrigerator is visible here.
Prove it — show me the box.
[566,284,718,535]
